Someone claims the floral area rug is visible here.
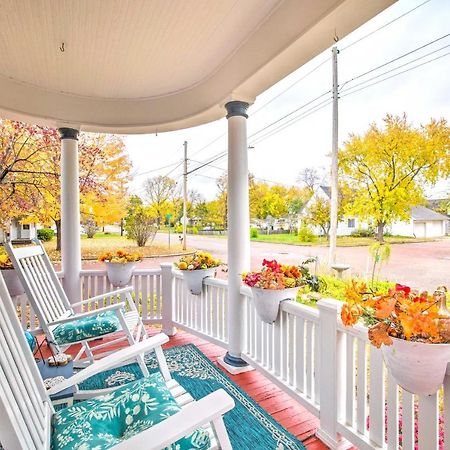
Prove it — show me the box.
[79,343,306,450]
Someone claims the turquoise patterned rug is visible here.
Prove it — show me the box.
[79,343,306,450]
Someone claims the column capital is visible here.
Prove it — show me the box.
[225,101,249,119]
[58,127,79,140]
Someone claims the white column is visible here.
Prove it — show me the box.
[161,263,176,336]
[59,127,81,304]
[219,101,252,373]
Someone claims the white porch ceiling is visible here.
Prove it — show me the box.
[0,0,395,134]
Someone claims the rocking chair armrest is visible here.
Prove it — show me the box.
[112,389,235,450]
[47,333,170,396]
[49,302,126,326]
[71,286,134,307]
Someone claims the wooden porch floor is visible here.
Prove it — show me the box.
[47,327,328,450]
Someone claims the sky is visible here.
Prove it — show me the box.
[125,0,450,202]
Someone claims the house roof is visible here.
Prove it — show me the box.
[411,206,449,221]
[0,0,394,134]
[319,186,331,198]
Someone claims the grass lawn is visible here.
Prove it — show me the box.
[42,232,190,261]
[251,233,434,247]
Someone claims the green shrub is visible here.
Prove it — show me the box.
[297,224,316,242]
[318,275,394,301]
[37,228,54,242]
[191,226,199,235]
[250,228,258,238]
[174,225,183,234]
[350,228,374,238]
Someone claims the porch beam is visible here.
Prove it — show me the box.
[220,100,252,374]
[59,127,81,304]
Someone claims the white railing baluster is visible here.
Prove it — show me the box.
[295,315,305,394]
[369,347,385,446]
[273,315,281,377]
[402,391,415,450]
[419,394,438,450]
[387,371,399,450]
[288,312,294,386]
[356,339,367,435]
[346,334,355,427]
[306,321,313,399]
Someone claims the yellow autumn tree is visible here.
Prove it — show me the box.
[339,114,450,242]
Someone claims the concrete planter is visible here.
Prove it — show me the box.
[183,268,216,295]
[250,287,299,324]
[381,337,450,396]
[105,262,136,287]
[1,269,25,297]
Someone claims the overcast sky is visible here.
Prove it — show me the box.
[125,0,450,202]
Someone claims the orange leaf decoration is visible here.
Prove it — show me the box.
[368,323,393,348]
[374,297,397,319]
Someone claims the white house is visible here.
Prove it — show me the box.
[300,185,365,236]
[0,219,37,244]
[388,206,448,238]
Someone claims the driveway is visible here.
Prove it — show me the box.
[150,233,449,291]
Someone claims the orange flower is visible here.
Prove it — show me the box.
[341,303,363,327]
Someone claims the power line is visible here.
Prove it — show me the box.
[339,32,450,90]
[133,159,183,178]
[189,132,227,158]
[340,43,450,94]
[250,98,332,146]
[340,0,433,52]
[340,51,450,99]
[251,57,331,115]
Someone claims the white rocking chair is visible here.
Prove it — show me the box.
[6,240,149,373]
[0,272,235,450]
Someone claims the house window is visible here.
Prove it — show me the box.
[22,224,30,230]
[347,219,355,228]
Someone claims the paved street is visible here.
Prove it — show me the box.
[151,233,449,290]
[83,233,449,290]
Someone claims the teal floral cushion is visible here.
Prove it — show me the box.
[53,310,121,345]
[51,372,211,450]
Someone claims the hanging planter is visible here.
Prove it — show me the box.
[243,259,306,324]
[341,283,450,396]
[174,252,222,295]
[98,250,143,288]
[250,286,299,324]
[1,269,25,297]
[183,267,216,295]
[104,262,136,287]
[381,337,450,396]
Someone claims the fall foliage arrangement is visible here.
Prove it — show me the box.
[98,250,143,264]
[242,259,306,290]
[0,254,13,270]
[175,252,221,271]
[341,281,449,347]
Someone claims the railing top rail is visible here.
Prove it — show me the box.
[280,300,319,323]
[204,277,228,288]
[337,321,369,341]
[79,268,162,277]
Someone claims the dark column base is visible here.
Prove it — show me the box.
[223,352,248,367]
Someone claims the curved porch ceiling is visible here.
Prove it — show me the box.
[0,0,395,134]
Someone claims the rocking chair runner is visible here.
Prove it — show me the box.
[0,272,235,449]
[6,240,149,373]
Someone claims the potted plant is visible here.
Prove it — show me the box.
[0,253,25,297]
[98,250,143,287]
[174,252,221,295]
[242,259,306,324]
[341,282,450,396]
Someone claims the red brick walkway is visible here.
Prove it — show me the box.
[47,328,329,449]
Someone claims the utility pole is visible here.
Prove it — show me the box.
[182,141,188,250]
[329,45,339,265]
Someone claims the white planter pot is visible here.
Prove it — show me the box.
[105,262,136,287]
[381,337,450,396]
[250,287,299,324]
[1,269,25,297]
[182,268,216,295]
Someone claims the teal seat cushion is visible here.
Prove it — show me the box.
[24,330,36,352]
[53,310,121,345]
[51,372,211,450]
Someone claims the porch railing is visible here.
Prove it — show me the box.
[11,265,449,449]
